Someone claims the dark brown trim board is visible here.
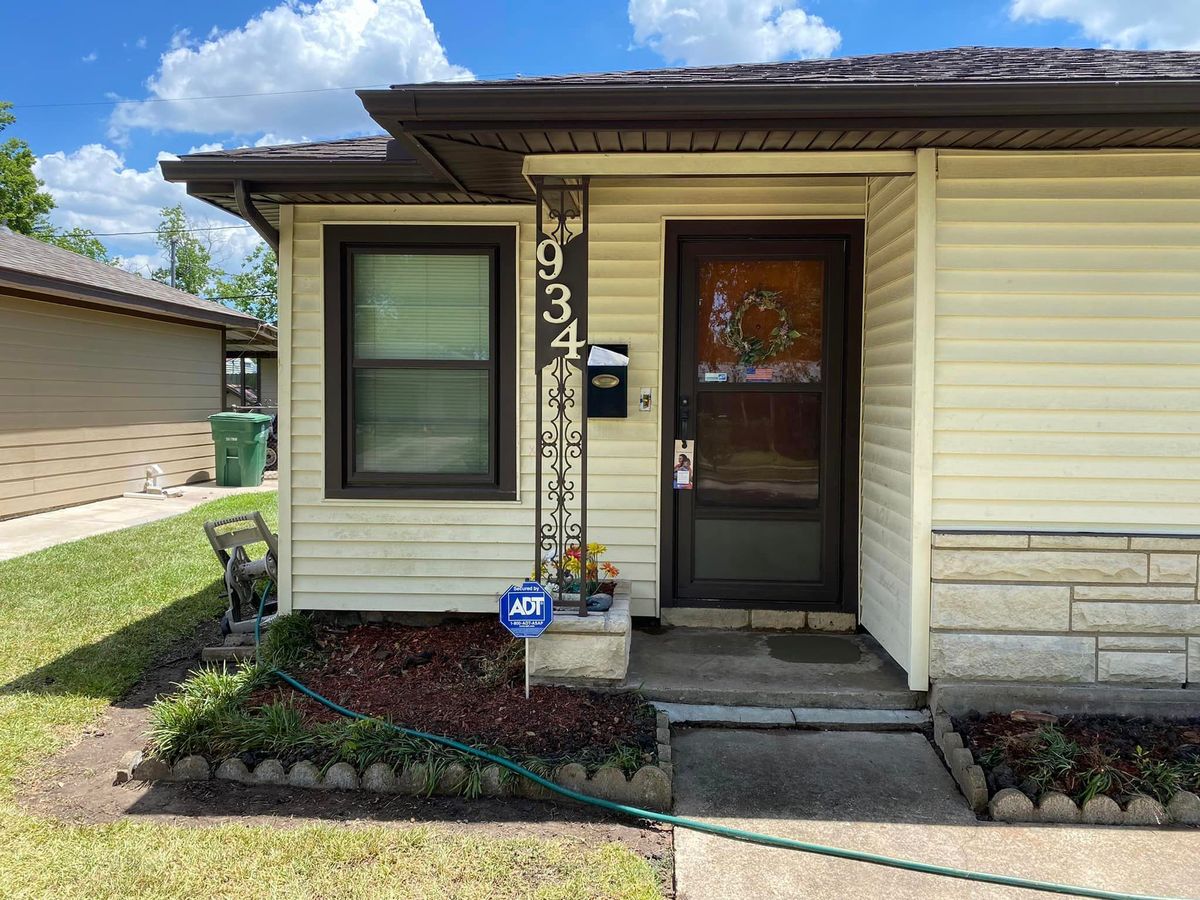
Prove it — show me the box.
[659,219,864,613]
[322,224,518,501]
[220,328,228,412]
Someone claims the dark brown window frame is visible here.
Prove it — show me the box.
[323,224,517,501]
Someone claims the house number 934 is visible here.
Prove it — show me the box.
[537,237,585,360]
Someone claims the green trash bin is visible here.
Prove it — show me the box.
[208,412,273,487]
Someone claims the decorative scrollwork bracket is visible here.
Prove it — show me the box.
[533,176,590,616]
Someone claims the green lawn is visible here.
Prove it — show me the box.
[0,491,661,899]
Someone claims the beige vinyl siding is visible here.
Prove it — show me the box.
[934,150,1200,531]
[0,294,219,518]
[288,176,865,616]
[859,175,917,668]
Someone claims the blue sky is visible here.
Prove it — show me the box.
[0,0,1193,272]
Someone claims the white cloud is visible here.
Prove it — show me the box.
[135,36,147,50]
[1010,0,1200,49]
[109,0,471,142]
[34,144,260,273]
[628,0,840,66]
[81,51,98,63]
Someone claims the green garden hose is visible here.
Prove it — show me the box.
[253,586,1180,900]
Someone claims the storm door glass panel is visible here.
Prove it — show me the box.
[695,392,821,507]
[696,259,824,384]
[694,519,822,581]
[354,369,489,474]
[353,254,490,360]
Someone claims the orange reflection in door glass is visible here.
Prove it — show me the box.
[697,258,824,383]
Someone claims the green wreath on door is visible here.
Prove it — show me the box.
[719,289,803,366]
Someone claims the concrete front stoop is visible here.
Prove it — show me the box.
[528,581,632,683]
[628,628,925,710]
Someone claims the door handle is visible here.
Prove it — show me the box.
[678,395,691,444]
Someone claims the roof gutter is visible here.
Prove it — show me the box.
[360,80,1200,131]
[234,180,280,254]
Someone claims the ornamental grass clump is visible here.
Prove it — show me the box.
[258,612,317,670]
[148,663,270,760]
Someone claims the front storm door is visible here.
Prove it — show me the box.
[669,230,850,606]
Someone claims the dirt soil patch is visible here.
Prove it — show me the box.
[254,619,655,761]
[957,711,1200,803]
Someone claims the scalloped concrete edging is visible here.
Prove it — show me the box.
[932,712,1200,826]
[117,711,674,812]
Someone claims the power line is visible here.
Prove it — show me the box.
[205,293,276,301]
[10,70,531,111]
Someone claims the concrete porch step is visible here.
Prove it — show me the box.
[627,627,926,710]
[200,645,256,663]
[638,683,926,710]
[654,702,931,729]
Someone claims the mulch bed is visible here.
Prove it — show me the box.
[254,618,655,761]
[958,711,1200,802]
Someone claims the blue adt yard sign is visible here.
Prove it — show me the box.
[499,581,554,638]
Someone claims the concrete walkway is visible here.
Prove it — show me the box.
[0,482,277,561]
[672,729,1200,899]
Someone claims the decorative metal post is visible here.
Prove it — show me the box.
[532,176,590,617]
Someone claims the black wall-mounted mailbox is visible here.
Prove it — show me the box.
[586,343,628,418]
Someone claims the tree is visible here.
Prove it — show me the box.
[37,226,112,263]
[0,101,114,262]
[215,242,277,323]
[151,204,222,295]
[0,101,54,235]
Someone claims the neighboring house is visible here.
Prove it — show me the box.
[0,228,273,518]
[163,47,1200,698]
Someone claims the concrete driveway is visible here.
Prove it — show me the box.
[672,728,1200,899]
[0,482,277,561]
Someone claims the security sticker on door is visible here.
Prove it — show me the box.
[673,439,695,490]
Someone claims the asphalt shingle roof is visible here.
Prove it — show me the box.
[183,135,394,162]
[0,228,259,327]
[178,48,1200,166]
[449,46,1200,87]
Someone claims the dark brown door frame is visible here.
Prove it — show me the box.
[659,219,865,613]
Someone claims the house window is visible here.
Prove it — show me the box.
[324,225,517,500]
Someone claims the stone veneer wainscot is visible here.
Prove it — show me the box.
[928,532,1200,685]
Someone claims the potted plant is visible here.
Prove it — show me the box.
[540,541,620,610]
